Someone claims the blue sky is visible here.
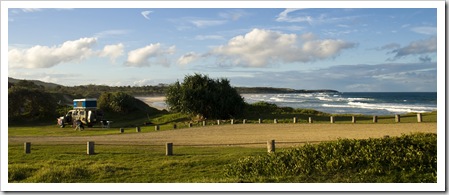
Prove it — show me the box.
[6,5,440,92]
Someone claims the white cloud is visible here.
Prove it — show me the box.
[194,35,224,40]
[190,19,227,28]
[390,36,436,60]
[212,28,356,67]
[219,9,248,21]
[21,8,43,13]
[125,43,175,67]
[100,43,124,63]
[94,29,131,38]
[141,10,153,20]
[177,52,201,65]
[9,37,97,69]
[411,26,437,35]
[133,79,154,86]
[276,8,306,22]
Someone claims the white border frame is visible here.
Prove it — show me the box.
[1,1,445,192]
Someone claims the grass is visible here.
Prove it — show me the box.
[8,110,437,137]
[9,144,266,183]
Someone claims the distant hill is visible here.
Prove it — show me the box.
[8,77,339,95]
[8,77,62,89]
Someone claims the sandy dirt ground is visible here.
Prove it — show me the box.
[135,96,166,110]
[9,123,437,147]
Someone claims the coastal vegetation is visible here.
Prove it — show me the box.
[7,77,438,183]
[165,73,245,119]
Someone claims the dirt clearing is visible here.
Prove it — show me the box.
[9,123,437,147]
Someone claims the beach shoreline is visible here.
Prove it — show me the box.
[135,96,167,110]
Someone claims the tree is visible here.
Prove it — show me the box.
[98,92,161,115]
[8,87,57,121]
[165,73,245,119]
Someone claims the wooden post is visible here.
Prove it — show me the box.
[395,115,401,123]
[373,116,378,123]
[293,117,297,124]
[166,143,173,156]
[274,119,278,124]
[267,140,275,153]
[309,117,313,123]
[202,121,206,126]
[120,128,124,133]
[87,141,95,155]
[417,113,423,123]
[24,142,31,154]
[173,124,177,129]
[189,123,193,128]
[258,118,262,124]
[217,120,220,125]
[155,125,160,131]
[243,119,246,124]
[330,116,335,123]
[352,116,356,123]
[136,127,141,132]
[231,119,234,125]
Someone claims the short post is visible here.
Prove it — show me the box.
[330,116,335,123]
[309,117,313,123]
[155,125,160,131]
[274,119,278,124]
[202,121,206,126]
[120,128,124,133]
[136,127,141,132]
[352,116,356,123]
[24,142,31,154]
[373,116,378,123]
[173,124,177,129]
[258,118,262,124]
[87,141,95,155]
[293,117,297,124]
[231,119,234,125]
[217,120,221,125]
[395,115,401,123]
[417,113,422,123]
[189,123,193,128]
[267,140,275,153]
[166,143,173,156]
[243,119,247,124]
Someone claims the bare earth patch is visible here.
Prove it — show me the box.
[9,123,437,147]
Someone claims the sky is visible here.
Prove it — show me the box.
[6,4,440,92]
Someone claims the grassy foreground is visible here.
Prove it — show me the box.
[9,144,266,183]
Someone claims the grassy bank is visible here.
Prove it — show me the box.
[9,144,265,183]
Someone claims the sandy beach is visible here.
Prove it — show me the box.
[135,96,167,110]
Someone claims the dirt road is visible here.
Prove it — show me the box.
[9,123,437,147]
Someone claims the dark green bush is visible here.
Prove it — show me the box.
[225,133,437,183]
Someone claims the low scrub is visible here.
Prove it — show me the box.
[225,133,437,183]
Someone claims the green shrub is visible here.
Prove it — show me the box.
[225,133,437,183]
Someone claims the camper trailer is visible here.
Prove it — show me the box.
[58,98,104,128]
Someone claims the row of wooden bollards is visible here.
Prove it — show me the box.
[116,114,424,133]
[26,136,400,155]
[23,141,277,155]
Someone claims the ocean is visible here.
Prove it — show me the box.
[241,92,437,116]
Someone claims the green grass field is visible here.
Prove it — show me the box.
[9,144,267,183]
[8,109,438,183]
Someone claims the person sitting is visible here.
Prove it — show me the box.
[74,119,84,131]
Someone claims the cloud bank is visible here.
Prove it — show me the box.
[389,36,436,60]
[9,37,98,68]
[125,43,175,67]
[211,28,356,67]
